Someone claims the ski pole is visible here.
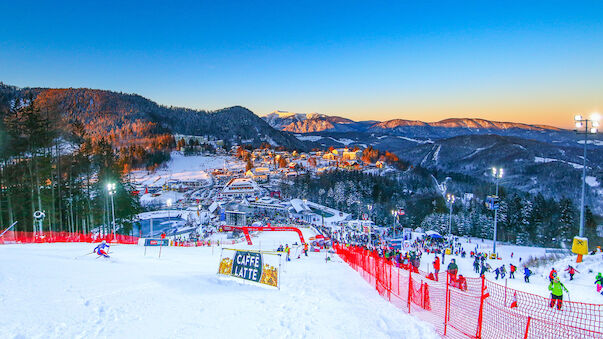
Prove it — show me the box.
[75,252,94,259]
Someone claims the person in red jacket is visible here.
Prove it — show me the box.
[549,268,557,283]
[433,256,441,281]
[565,265,579,281]
[509,264,517,279]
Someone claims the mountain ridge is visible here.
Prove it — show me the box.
[263,110,565,133]
[0,83,306,150]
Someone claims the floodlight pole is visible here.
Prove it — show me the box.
[578,120,589,238]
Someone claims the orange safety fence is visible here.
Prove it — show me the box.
[0,231,139,244]
[335,244,602,339]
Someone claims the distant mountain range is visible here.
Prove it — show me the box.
[263,110,562,132]
[263,110,602,213]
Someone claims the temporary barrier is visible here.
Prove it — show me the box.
[220,225,306,245]
[335,244,602,339]
[0,231,139,245]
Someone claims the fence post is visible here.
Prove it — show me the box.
[408,267,412,313]
[523,316,531,339]
[388,260,392,301]
[397,262,400,296]
[475,275,486,339]
[444,272,450,336]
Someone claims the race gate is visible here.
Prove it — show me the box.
[217,248,282,289]
[144,238,169,258]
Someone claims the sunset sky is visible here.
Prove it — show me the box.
[1,1,601,128]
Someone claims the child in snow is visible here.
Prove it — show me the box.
[94,240,110,258]
[524,267,532,283]
[595,273,603,296]
[509,264,516,279]
[500,265,507,279]
[565,265,579,281]
[447,259,458,279]
[548,277,569,310]
[549,268,557,283]
[494,267,500,280]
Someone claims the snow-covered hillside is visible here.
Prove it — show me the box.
[0,230,437,339]
[130,152,244,188]
[414,235,603,303]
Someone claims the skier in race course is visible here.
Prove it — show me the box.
[548,277,569,310]
[94,240,110,258]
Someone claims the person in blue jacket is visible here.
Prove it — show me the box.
[524,266,532,283]
[94,240,110,258]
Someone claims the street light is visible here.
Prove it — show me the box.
[446,193,455,236]
[166,198,173,221]
[491,167,503,255]
[391,210,396,238]
[574,113,599,239]
[106,183,116,239]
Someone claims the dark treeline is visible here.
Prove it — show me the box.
[281,170,601,249]
[0,97,142,234]
[280,169,441,226]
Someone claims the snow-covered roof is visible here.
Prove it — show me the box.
[290,198,310,213]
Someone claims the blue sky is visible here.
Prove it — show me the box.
[1,1,602,127]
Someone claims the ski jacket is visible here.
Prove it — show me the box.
[548,281,568,296]
[524,268,531,276]
[549,270,557,279]
[595,276,603,286]
[447,262,458,272]
[94,243,110,254]
[433,257,440,270]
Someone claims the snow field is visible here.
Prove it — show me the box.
[0,230,437,339]
[415,236,603,303]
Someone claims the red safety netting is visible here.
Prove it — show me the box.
[0,231,139,244]
[335,244,603,339]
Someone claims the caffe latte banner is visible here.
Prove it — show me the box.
[218,248,280,288]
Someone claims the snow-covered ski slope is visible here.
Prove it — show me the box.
[414,236,603,303]
[0,229,437,339]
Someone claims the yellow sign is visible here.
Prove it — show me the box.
[572,237,588,255]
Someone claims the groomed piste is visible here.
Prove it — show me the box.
[0,228,438,339]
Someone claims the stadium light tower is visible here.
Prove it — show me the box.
[491,167,503,255]
[446,193,455,236]
[574,113,599,238]
[166,198,173,221]
[106,183,116,239]
[391,210,396,238]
